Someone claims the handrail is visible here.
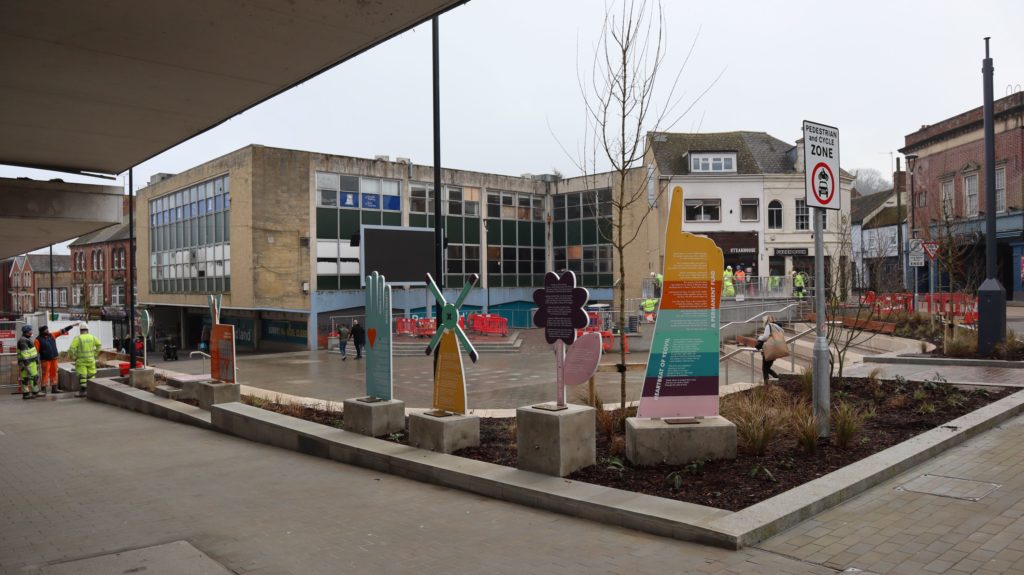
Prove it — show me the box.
[189,351,210,360]
[719,346,758,362]
[719,303,802,332]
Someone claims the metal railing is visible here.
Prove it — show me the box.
[0,352,18,390]
[189,350,210,373]
[719,324,825,384]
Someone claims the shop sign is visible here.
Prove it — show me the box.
[774,248,809,256]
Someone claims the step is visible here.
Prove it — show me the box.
[154,384,182,399]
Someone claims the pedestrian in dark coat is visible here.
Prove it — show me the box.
[350,320,366,359]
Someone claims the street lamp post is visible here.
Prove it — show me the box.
[978,37,1006,355]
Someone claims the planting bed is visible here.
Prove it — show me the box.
[455,376,1011,511]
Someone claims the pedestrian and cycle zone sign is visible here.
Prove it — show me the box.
[803,120,840,210]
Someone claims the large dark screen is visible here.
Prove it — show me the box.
[361,226,436,285]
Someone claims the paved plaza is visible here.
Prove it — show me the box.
[147,330,654,409]
[0,393,830,575]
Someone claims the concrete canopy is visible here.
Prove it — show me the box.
[0,0,465,176]
[0,178,124,259]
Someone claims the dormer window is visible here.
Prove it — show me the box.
[689,153,736,173]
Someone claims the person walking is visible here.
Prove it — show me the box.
[69,323,101,397]
[755,315,783,384]
[16,325,41,399]
[337,322,351,361]
[35,324,73,394]
[350,319,366,359]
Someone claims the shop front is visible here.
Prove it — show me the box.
[703,232,759,275]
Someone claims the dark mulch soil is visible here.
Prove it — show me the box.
[238,396,345,429]
[454,376,1013,511]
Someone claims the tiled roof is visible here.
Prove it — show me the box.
[851,190,892,224]
[862,205,907,230]
[70,221,130,246]
[650,131,797,176]
[25,254,71,273]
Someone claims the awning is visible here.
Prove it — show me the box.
[0,0,465,176]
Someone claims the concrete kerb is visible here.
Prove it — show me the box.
[85,375,1024,550]
[707,388,1024,547]
[864,353,1024,368]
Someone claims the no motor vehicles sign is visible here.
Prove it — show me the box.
[803,120,841,210]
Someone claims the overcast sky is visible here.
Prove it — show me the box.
[12,0,1024,253]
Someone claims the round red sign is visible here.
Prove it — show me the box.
[811,162,835,205]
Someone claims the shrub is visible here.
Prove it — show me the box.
[608,435,626,457]
[887,394,909,409]
[917,401,936,415]
[789,401,819,454]
[595,408,620,442]
[833,400,865,449]
[945,332,978,358]
[994,330,1024,361]
[726,391,783,456]
[800,367,813,398]
[867,367,883,386]
[912,388,927,402]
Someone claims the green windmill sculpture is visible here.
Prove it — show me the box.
[424,273,479,363]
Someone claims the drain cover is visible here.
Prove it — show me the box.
[41,540,232,574]
[897,474,1000,501]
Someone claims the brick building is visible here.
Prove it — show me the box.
[7,254,72,315]
[69,220,136,336]
[901,92,1024,299]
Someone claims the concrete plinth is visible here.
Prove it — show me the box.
[130,367,155,391]
[192,381,240,411]
[408,412,480,453]
[58,363,119,391]
[342,398,406,437]
[516,403,596,477]
[625,416,737,466]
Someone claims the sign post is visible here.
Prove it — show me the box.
[924,241,940,329]
[637,186,724,419]
[803,120,840,438]
[139,309,151,367]
[531,271,600,409]
[910,239,925,306]
[424,273,479,415]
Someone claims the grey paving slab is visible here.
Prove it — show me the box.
[40,540,232,575]
[0,392,832,575]
[761,415,1024,575]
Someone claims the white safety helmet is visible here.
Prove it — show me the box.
[726,265,732,271]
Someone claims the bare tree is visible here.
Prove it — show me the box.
[824,213,897,379]
[852,168,892,196]
[563,0,720,415]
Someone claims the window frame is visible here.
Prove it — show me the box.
[996,166,1006,214]
[689,153,738,173]
[683,198,722,222]
[739,198,759,222]
[795,199,810,231]
[964,173,979,217]
[767,200,783,230]
[941,179,954,218]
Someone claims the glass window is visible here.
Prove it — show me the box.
[447,187,463,216]
[996,167,1006,213]
[501,192,515,219]
[684,199,721,222]
[690,153,738,173]
[768,200,783,229]
[941,180,954,218]
[740,198,759,222]
[319,190,337,207]
[316,172,340,192]
[339,175,359,191]
[566,193,580,219]
[487,192,501,218]
[553,195,566,220]
[382,179,400,196]
[410,185,433,214]
[795,199,809,230]
[964,174,978,217]
[517,195,532,220]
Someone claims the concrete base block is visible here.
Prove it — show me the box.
[153,384,181,399]
[625,416,737,466]
[342,398,406,437]
[516,403,596,477]
[58,364,118,392]
[130,367,155,391]
[194,381,240,410]
[408,412,480,453]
